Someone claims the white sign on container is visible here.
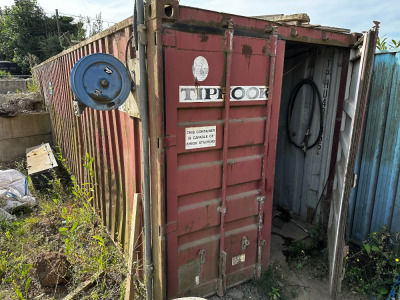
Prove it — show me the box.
[185,126,216,150]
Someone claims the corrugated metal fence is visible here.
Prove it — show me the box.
[33,17,142,249]
[348,49,400,242]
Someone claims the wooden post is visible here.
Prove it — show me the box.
[55,9,61,37]
[125,193,143,300]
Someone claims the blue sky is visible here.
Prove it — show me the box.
[2,0,400,41]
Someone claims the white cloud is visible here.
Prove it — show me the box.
[1,0,399,40]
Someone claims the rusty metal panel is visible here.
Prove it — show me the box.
[162,19,284,297]
[348,50,400,242]
[33,18,142,250]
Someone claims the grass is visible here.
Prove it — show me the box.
[0,155,144,299]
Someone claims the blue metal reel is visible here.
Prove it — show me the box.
[70,53,131,111]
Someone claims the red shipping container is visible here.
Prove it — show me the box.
[33,1,378,298]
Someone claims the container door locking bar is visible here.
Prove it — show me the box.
[256,26,279,278]
[217,18,234,297]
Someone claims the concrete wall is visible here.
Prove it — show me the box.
[0,112,53,162]
[0,79,32,94]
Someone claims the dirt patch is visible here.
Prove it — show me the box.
[33,252,70,287]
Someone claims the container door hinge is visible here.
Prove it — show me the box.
[217,206,227,214]
[257,196,265,203]
[198,249,207,264]
[352,173,358,188]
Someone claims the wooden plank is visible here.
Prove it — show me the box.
[125,193,143,300]
[63,270,104,300]
[146,2,167,298]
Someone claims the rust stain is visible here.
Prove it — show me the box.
[262,45,268,55]
[219,53,228,90]
[242,44,253,57]
[194,78,200,99]
[184,224,193,233]
[242,44,252,69]
[199,34,209,42]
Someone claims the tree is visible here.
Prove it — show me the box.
[0,0,47,73]
[0,0,87,74]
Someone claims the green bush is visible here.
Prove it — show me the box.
[345,226,400,299]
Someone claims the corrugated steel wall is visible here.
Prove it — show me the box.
[33,17,142,249]
[274,44,345,222]
[348,49,400,242]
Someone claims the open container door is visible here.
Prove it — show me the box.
[328,25,378,297]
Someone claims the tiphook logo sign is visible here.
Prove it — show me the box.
[179,86,269,103]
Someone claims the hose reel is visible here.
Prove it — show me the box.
[70,53,132,115]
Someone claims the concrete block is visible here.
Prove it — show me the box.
[0,112,53,162]
[0,79,29,94]
[0,134,53,162]
[0,112,51,139]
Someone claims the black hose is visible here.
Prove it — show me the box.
[287,79,323,153]
[125,35,134,72]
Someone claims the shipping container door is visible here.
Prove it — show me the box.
[327,27,377,296]
[163,25,284,298]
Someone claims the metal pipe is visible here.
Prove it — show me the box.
[257,27,278,278]
[217,19,234,297]
[134,0,153,299]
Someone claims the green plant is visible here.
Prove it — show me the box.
[92,234,108,270]
[268,286,280,300]
[256,266,281,298]
[4,255,32,300]
[345,226,400,299]
[26,75,40,93]
[377,36,400,51]
[287,225,323,260]
[0,70,12,78]
[0,254,7,281]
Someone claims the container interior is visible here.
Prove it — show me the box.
[274,42,347,224]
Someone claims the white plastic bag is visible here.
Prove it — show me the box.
[0,169,36,218]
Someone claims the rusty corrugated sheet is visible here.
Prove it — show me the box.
[33,17,142,249]
[348,49,400,242]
